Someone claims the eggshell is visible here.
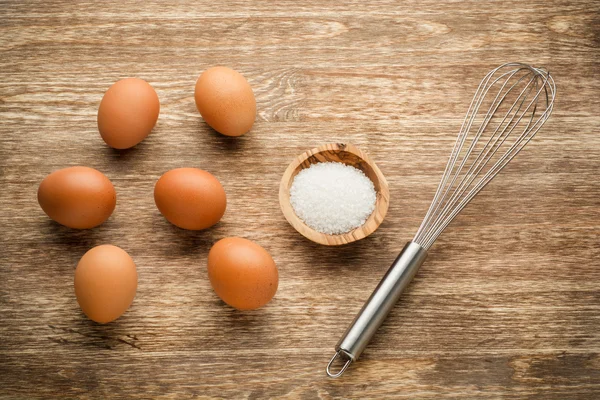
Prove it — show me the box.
[37,166,116,229]
[207,237,278,310]
[98,78,160,149]
[194,67,256,137]
[74,245,137,324]
[154,168,226,230]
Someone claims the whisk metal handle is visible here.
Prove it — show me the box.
[327,241,427,378]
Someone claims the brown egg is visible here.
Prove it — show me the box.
[154,168,226,230]
[37,166,116,229]
[98,78,160,149]
[74,245,137,324]
[194,67,256,137]
[207,237,278,310]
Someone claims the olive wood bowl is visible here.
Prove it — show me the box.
[279,143,390,246]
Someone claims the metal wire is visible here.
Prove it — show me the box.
[413,63,556,250]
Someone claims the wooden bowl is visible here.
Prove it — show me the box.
[279,143,390,246]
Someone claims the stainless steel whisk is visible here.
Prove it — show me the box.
[326,62,556,378]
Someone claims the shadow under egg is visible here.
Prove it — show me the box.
[208,298,281,347]
[194,116,249,153]
[150,211,220,257]
[50,316,142,351]
[40,219,109,255]
[101,138,152,171]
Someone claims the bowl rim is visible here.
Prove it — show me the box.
[279,143,390,246]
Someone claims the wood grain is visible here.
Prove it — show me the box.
[1,0,599,398]
[279,143,390,246]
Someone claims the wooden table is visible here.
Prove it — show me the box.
[1,1,599,398]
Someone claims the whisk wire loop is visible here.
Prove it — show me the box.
[420,74,541,247]
[416,68,529,243]
[414,63,556,249]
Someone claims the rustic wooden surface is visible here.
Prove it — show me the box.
[1,1,599,398]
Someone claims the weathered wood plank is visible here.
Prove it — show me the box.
[1,0,599,398]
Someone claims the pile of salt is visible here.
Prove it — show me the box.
[289,162,377,235]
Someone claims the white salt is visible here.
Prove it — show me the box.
[289,162,377,235]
